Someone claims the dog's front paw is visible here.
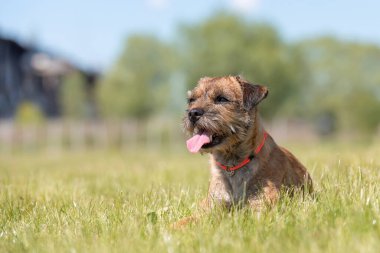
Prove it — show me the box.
[170,216,198,230]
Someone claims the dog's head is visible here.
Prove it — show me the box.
[184,76,268,153]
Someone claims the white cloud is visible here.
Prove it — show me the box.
[230,0,261,13]
[147,0,170,10]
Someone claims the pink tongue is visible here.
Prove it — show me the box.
[186,133,211,153]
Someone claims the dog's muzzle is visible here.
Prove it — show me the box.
[188,108,204,124]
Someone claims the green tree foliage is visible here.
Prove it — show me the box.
[295,37,380,134]
[93,13,380,135]
[15,102,45,125]
[347,89,380,133]
[60,71,87,119]
[97,36,177,119]
[179,13,309,118]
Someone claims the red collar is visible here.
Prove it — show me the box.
[215,131,268,173]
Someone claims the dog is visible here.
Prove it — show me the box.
[177,76,312,226]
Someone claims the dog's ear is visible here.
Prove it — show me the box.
[236,76,269,111]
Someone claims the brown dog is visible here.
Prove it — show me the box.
[182,76,312,217]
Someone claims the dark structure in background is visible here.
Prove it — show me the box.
[0,36,98,119]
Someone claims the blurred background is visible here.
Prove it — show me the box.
[1,0,380,152]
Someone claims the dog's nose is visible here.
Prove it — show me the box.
[188,108,204,123]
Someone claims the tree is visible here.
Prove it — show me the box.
[179,13,308,118]
[97,35,178,119]
[60,71,87,119]
[295,37,380,134]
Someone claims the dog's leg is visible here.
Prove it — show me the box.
[170,215,200,229]
[207,175,232,209]
[248,184,280,211]
[171,176,232,229]
[170,198,210,230]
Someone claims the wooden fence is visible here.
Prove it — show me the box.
[0,119,186,152]
[1,118,365,153]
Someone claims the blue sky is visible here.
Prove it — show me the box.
[1,0,380,70]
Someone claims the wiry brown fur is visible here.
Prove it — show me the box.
[174,76,312,228]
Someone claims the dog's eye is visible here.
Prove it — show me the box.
[188,98,195,104]
[215,96,229,103]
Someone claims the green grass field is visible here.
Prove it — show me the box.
[1,142,380,253]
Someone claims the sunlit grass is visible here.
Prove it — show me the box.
[1,142,380,252]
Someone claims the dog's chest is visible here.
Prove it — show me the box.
[225,161,260,202]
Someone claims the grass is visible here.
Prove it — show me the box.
[1,142,380,252]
